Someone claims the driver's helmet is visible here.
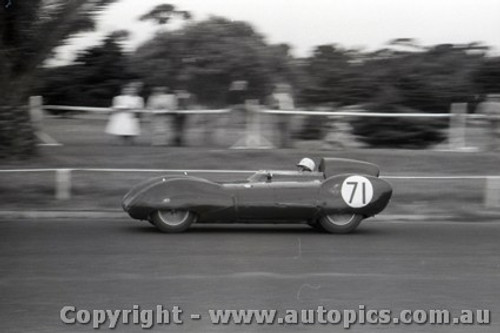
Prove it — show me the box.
[297,158,315,172]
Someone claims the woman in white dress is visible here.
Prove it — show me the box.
[105,83,144,144]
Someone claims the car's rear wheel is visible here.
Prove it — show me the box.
[318,213,364,234]
[151,210,196,233]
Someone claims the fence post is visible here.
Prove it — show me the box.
[55,169,72,200]
[448,103,467,150]
[30,95,61,146]
[485,177,500,208]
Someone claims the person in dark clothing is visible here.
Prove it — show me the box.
[267,83,294,148]
[173,90,194,146]
[227,80,248,107]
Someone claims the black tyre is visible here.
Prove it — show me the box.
[307,220,327,233]
[318,213,364,234]
[151,210,196,233]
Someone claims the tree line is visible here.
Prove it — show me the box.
[2,2,500,155]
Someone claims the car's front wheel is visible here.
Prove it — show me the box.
[318,213,364,234]
[151,210,196,233]
[307,220,327,232]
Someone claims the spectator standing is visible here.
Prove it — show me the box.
[268,83,294,148]
[105,83,144,145]
[225,81,249,145]
[173,90,194,146]
[146,87,177,146]
[477,94,500,151]
[227,80,248,109]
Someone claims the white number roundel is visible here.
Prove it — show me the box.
[341,176,373,208]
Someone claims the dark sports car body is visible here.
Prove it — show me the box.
[122,158,392,233]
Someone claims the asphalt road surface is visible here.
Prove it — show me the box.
[1,218,499,332]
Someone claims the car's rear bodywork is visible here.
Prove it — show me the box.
[122,158,392,232]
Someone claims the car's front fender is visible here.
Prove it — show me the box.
[122,176,234,220]
[318,175,392,217]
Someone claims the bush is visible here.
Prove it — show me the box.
[350,104,448,148]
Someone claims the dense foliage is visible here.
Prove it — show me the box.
[4,2,500,154]
[131,17,294,107]
[346,43,486,147]
[41,33,135,107]
[0,0,116,156]
[124,25,500,147]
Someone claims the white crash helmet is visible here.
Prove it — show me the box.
[297,158,316,172]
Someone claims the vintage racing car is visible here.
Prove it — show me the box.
[122,158,392,233]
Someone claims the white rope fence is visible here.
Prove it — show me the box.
[44,105,230,115]
[31,97,483,150]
